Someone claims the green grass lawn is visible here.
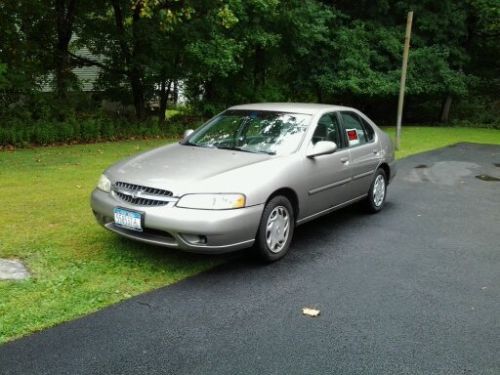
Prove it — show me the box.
[0,138,221,344]
[383,126,500,158]
[1,127,499,344]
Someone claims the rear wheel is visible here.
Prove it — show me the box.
[365,168,387,213]
[255,196,295,262]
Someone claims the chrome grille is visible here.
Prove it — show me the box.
[113,181,175,207]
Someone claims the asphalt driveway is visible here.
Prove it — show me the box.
[1,143,499,375]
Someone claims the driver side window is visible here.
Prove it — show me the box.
[312,113,342,147]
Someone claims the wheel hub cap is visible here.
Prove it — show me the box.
[266,206,290,253]
[373,175,386,207]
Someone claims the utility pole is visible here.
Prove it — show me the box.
[396,11,413,150]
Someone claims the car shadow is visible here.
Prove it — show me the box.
[225,202,383,269]
[107,200,397,273]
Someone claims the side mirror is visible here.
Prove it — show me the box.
[183,129,194,141]
[306,141,337,158]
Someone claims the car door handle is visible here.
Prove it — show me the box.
[340,157,349,164]
[372,149,379,154]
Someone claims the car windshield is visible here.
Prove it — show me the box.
[185,110,312,155]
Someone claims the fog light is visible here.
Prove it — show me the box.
[182,234,207,245]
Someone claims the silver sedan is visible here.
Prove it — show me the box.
[91,103,396,261]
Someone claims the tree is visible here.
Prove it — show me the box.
[54,0,78,99]
[330,0,471,122]
[465,0,500,96]
[76,0,241,119]
[0,0,497,125]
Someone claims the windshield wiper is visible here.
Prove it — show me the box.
[182,141,213,148]
[253,150,276,155]
[215,145,275,155]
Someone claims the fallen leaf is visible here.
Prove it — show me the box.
[302,307,320,317]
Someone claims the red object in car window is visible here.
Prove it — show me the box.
[347,130,358,141]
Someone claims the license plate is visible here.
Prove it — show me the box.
[113,208,143,232]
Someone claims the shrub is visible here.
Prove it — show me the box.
[80,118,100,142]
[451,96,500,128]
[0,114,204,147]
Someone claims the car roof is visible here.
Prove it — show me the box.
[228,103,354,115]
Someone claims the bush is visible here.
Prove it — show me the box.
[0,115,200,147]
[451,96,500,128]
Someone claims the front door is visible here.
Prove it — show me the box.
[301,113,352,218]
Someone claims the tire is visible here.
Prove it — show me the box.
[365,168,387,213]
[255,195,295,262]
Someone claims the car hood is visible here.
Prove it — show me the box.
[107,143,272,194]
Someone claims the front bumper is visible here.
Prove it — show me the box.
[90,189,264,254]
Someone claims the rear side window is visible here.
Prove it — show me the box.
[340,112,374,147]
[361,118,375,142]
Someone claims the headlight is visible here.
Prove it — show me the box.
[176,193,246,210]
[96,174,111,192]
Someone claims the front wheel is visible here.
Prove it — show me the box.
[365,168,387,213]
[255,196,295,262]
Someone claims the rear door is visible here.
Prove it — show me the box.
[338,111,381,198]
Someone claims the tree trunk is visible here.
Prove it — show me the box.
[173,80,178,105]
[204,80,215,102]
[130,70,145,120]
[55,46,71,99]
[203,80,216,116]
[54,0,78,99]
[159,80,172,123]
[253,46,265,98]
[317,86,323,103]
[440,94,453,123]
[110,0,146,120]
